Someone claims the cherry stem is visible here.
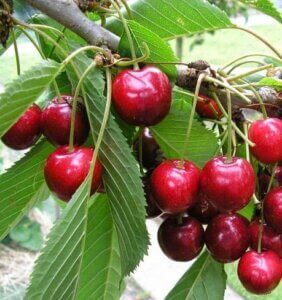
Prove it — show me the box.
[110,0,138,70]
[226,60,266,75]
[181,73,206,165]
[258,211,263,254]
[48,26,67,58]
[138,127,145,176]
[234,26,282,59]
[267,163,278,194]
[243,123,250,163]
[120,0,133,19]
[215,130,228,156]
[226,64,273,82]
[11,28,20,76]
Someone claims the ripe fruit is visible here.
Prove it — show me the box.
[150,160,201,214]
[112,66,172,126]
[41,95,90,147]
[44,146,103,201]
[158,216,204,261]
[205,213,250,263]
[249,219,282,258]
[238,250,282,294]
[134,128,161,169]
[275,165,282,186]
[200,156,255,213]
[264,187,282,233]
[188,192,219,224]
[2,104,42,150]
[248,118,282,164]
[196,95,222,119]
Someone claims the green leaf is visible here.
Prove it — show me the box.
[107,0,232,39]
[119,20,177,80]
[257,77,282,91]
[0,60,61,137]
[26,176,91,299]
[0,141,53,241]
[166,251,227,300]
[239,0,282,23]
[151,92,218,167]
[77,194,121,300]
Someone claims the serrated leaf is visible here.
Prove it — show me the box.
[239,0,282,23]
[257,77,282,91]
[0,60,61,137]
[151,92,218,167]
[107,0,232,39]
[0,141,53,240]
[166,251,227,300]
[77,194,121,300]
[26,176,91,300]
[119,20,177,80]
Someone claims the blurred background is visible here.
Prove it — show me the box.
[0,1,282,299]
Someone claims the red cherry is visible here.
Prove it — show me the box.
[158,216,204,261]
[200,156,255,213]
[196,95,222,119]
[44,146,103,201]
[2,104,42,150]
[275,166,282,186]
[150,159,201,214]
[264,187,282,233]
[112,66,172,126]
[249,219,282,258]
[238,250,282,294]
[188,192,219,224]
[249,118,282,164]
[41,95,90,147]
[205,213,250,263]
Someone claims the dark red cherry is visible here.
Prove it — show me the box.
[275,165,282,186]
[264,187,282,233]
[205,213,250,263]
[158,216,204,261]
[188,192,219,224]
[2,104,41,150]
[249,219,282,258]
[44,146,103,201]
[249,118,282,164]
[134,128,161,169]
[150,159,201,214]
[200,156,255,213]
[196,95,222,119]
[112,66,172,126]
[238,250,282,294]
[41,95,90,147]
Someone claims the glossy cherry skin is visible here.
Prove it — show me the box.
[134,128,161,169]
[238,250,282,294]
[41,95,90,147]
[249,219,282,258]
[2,104,42,150]
[196,95,222,119]
[188,192,219,224]
[200,156,255,213]
[249,118,282,164]
[264,187,282,233]
[44,146,103,201]
[150,160,201,214]
[112,66,172,126]
[158,216,204,261]
[205,213,250,263]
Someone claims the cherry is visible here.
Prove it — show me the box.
[188,192,219,224]
[2,104,42,150]
[205,213,250,263]
[200,156,255,213]
[112,66,172,126]
[44,146,103,201]
[158,216,204,261]
[248,118,282,164]
[196,95,222,119]
[238,250,282,294]
[275,165,282,186]
[249,219,282,258]
[150,159,201,214]
[264,187,282,233]
[134,128,162,169]
[41,95,90,147]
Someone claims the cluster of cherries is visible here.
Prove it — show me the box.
[2,65,282,295]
